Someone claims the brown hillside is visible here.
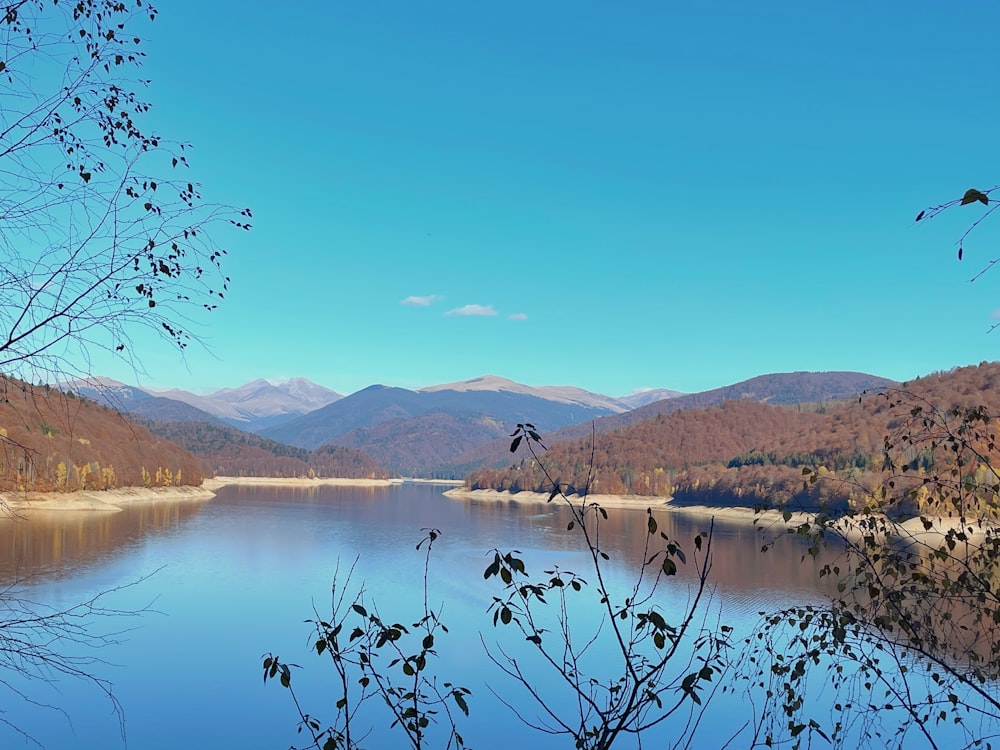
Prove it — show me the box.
[466,363,1000,512]
[467,400,826,496]
[442,370,896,477]
[0,377,202,491]
[150,421,391,479]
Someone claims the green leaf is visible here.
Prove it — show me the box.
[509,436,522,453]
[662,558,677,576]
[647,514,658,535]
[422,634,434,650]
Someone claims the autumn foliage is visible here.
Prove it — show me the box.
[0,377,203,491]
[466,362,1000,513]
[149,421,391,480]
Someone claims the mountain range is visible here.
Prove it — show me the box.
[64,370,900,478]
[66,376,343,432]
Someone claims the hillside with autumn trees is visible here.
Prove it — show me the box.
[149,421,391,479]
[439,370,896,477]
[0,377,203,491]
[464,363,1000,514]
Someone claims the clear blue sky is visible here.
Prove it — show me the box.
[93,1,1000,397]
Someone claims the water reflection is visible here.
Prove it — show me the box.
[460,496,839,611]
[0,483,864,750]
[0,498,208,583]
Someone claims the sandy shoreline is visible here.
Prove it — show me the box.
[441,488,999,541]
[0,476,404,513]
[443,488,811,524]
[0,484,216,513]
[444,488,674,511]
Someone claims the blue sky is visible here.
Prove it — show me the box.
[93,1,1000,397]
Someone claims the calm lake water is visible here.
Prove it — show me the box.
[0,483,976,749]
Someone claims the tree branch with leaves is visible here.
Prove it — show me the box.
[0,0,249,382]
[481,424,731,750]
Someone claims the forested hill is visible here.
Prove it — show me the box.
[150,421,391,479]
[548,370,898,438]
[465,363,1000,511]
[0,378,203,490]
[441,370,896,476]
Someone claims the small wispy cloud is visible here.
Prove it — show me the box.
[401,294,442,307]
[508,313,528,321]
[445,304,497,317]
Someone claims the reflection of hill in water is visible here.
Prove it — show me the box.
[221,483,393,501]
[463,498,840,607]
[0,500,208,584]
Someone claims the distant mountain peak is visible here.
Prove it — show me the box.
[420,375,628,413]
[617,388,686,409]
[422,375,519,392]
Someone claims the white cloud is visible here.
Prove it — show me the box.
[401,294,442,307]
[508,313,528,321]
[445,304,497,317]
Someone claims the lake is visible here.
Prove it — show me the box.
[0,483,978,748]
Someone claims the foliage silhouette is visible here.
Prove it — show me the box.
[0,0,248,383]
[264,531,471,750]
[0,0,245,743]
[266,425,731,749]
[740,388,1000,749]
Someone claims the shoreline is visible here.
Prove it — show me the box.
[443,487,674,511]
[0,476,404,513]
[443,488,808,524]
[0,484,216,513]
[441,488,998,541]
